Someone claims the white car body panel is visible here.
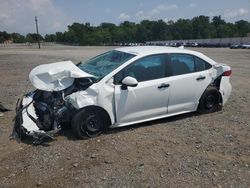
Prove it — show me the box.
[21,94,45,135]
[29,61,94,92]
[111,110,191,128]
[66,86,98,109]
[166,70,212,114]
[66,78,116,124]
[211,63,232,105]
[18,46,232,134]
[114,77,169,124]
[219,76,232,105]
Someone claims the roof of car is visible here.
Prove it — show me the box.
[116,46,202,57]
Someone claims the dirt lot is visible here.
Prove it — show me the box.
[0,46,249,188]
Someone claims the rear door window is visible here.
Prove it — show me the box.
[170,54,195,76]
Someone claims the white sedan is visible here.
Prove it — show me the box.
[12,46,232,142]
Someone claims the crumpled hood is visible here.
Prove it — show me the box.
[29,61,94,91]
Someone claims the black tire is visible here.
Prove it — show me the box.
[71,108,106,139]
[198,86,221,114]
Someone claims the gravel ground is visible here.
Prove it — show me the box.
[0,46,249,188]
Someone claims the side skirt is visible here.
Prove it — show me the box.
[110,110,195,128]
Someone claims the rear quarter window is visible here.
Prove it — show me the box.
[194,56,212,71]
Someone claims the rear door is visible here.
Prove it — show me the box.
[167,54,212,114]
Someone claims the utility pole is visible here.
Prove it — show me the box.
[35,16,40,49]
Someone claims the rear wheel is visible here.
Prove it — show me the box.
[198,87,221,114]
[71,108,106,139]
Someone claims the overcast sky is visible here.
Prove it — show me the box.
[0,0,249,35]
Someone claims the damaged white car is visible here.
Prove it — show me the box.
[12,46,232,143]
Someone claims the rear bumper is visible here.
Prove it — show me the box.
[219,76,232,105]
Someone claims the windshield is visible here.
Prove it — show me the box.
[78,50,135,81]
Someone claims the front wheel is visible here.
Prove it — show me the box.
[198,87,221,114]
[71,108,105,139]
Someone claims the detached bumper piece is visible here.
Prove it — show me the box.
[10,92,61,145]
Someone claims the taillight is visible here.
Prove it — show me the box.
[223,70,232,76]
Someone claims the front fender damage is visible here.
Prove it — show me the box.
[11,61,96,144]
[65,86,98,109]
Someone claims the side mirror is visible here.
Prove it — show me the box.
[121,76,138,90]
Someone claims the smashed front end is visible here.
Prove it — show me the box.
[11,61,95,144]
[12,90,73,144]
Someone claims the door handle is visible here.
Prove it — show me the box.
[158,83,170,89]
[196,76,206,81]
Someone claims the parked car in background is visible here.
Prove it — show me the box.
[13,46,232,143]
[241,44,250,49]
[229,44,250,49]
[230,44,242,49]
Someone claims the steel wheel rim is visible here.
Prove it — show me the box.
[205,95,216,109]
[81,114,100,133]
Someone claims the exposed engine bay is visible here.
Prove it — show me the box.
[12,76,94,144]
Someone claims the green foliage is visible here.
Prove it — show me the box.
[45,34,57,42]
[235,20,250,37]
[0,31,11,42]
[11,33,26,43]
[171,19,193,39]
[192,16,211,38]
[1,15,250,45]
[25,33,43,43]
[51,15,249,45]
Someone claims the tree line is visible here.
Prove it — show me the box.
[0,32,43,43]
[1,15,250,45]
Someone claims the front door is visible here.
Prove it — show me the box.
[114,54,170,124]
